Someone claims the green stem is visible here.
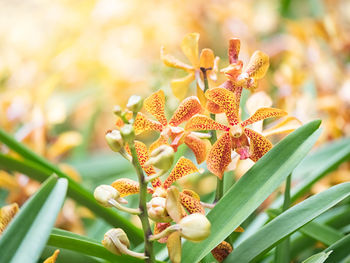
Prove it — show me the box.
[129,142,155,263]
[274,173,291,263]
[201,67,223,202]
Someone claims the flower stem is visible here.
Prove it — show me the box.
[200,67,224,202]
[129,141,155,263]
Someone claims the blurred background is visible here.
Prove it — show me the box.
[0,0,350,253]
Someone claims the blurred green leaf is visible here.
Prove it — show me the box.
[300,221,344,246]
[0,128,143,244]
[226,182,350,262]
[181,120,321,263]
[48,228,142,263]
[0,175,67,263]
[324,233,350,262]
[302,251,333,263]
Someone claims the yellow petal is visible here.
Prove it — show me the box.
[149,135,169,154]
[207,132,232,179]
[185,114,228,132]
[234,226,244,232]
[211,241,233,262]
[228,38,241,63]
[111,178,140,197]
[144,90,168,126]
[169,96,202,127]
[246,91,273,116]
[184,134,207,164]
[181,33,200,68]
[167,231,182,263]
[263,116,302,137]
[171,73,195,101]
[160,46,193,71]
[0,203,19,235]
[205,88,239,125]
[245,50,269,79]
[133,112,163,135]
[241,107,287,127]
[244,128,272,162]
[44,249,60,263]
[181,189,200,200]
[199,48,215,69]
[163,157,199,189]
[196,84,207,107]
[166,186,183,223]
[180,192,204,214]
[0,171,18,190]
[47,131,82,160]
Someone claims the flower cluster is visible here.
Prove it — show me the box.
[94,33,297,263]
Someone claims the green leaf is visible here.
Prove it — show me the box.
[47,228,142,263]
[181,120,321,263]
[300,221,344,246]
[324,233,350,262]
[226,182,350,262]
[0,175,67,263]
[0,127,143,244]
[302,251,333,263]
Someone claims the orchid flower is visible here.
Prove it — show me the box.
[161,33,219,103]
[186,87,287,178]
[133,89,209,164]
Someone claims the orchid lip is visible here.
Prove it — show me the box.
[229,125,243,138]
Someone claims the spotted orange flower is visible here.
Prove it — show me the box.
[133,89,208,164]
[186,87,287,178]
[207,38,269,114]
[161,33,219,102]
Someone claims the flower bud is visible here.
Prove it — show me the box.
[105,130,123,152]
[120,124,135,143]
[147,197,172,223]
[113,105,122,116]
[126,95,143,113]
[94,185,120,207]
[145,145,174,171]
[178,213,211,242]
[102,228,130,256]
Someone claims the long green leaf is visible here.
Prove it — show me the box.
[227,182,350,262]
[324,233,350,262]
[181,120,321,262]
[0,153,143,244]
[0,175,67,263]
[0,129,143,244]
[302,251,333,263]
[48,228,142,263]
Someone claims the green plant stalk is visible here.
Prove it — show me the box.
[129,141,155,263]
[274,174,291,263]
[200,67,222,202]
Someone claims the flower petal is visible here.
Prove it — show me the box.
[160,46,193,71]
[185,115,228,131]
[241,107,287,127]
[211,241,233,262]
[133,112,163,135]
[245,91,273,116]
[181,33,200,68]
[163,157,199,189]
[44,249,60,263]
[0,203,19,235]
[169,96,202,127]
[263,116,302,137]
[205,88,239,125]
[244,128,272,162]
[207,132,232,179]
[171,73,195,101]
[184,133,207,164]
[245,50,269,79]
[199,48,215,69]
[166,186,183,223]
[181,189,200,200]
[154,222,171,243]
[111,178,140,197]
[144,90,168,126]
[167,231,182,263]
[228,38,241,64]
[149,135,169,154]
[180,192,205,214]
[47,131,82,160]
[196,84,207,107]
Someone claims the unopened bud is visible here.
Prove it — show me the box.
[147,197,172,223]
[102,228,130,256]
[105,130,123,152]
[94,185,120,207]
[120,124,135,143]
[145,145,174,171]
[126,95,143,113]
[178,213,211,242]
[113,105,122,116]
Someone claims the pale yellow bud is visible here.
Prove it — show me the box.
[102,228,130,256]
[113,105,122,116]
[94,185,120,207]
[147,197,172,222]
[120,124,135,143]
[105,130,123,152]
[178,213,211,242]
[145,145,174,171]
[126,95,143,113]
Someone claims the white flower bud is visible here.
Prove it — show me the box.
[178,213,211,242]
[126,95,143,113]
[145,145,174,171]
[105,130,123,152]
[94,185,120,207]
[147,197,172,222]
[102,228,130,256]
